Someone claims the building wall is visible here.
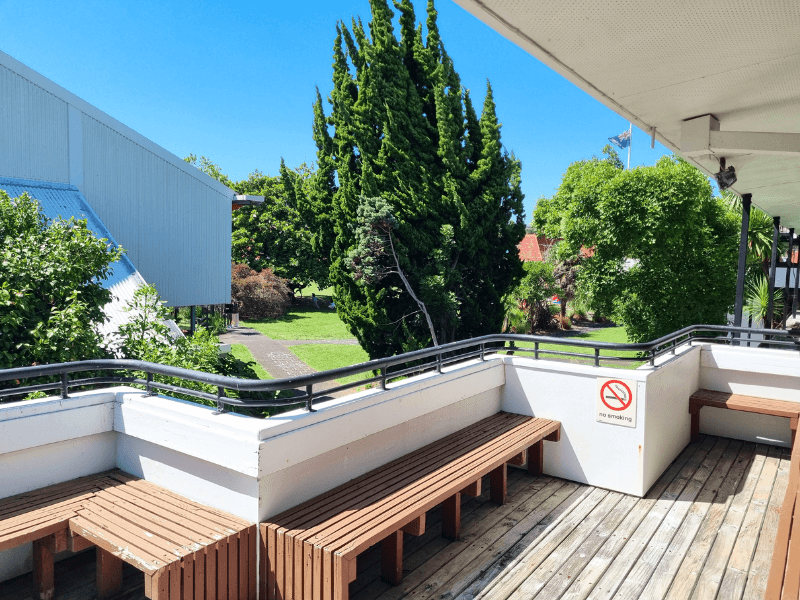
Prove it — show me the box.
[0,50,233,306]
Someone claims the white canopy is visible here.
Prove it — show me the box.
[455,0,800,226]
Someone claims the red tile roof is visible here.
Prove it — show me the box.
[518,234,556,262]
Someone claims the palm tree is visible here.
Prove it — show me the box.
[744,275,783,327]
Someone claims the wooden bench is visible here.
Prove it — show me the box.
[0,470,256,600]
[260,412,560,600]
[689,389,800,445]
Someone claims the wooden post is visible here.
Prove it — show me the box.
[96,547,123,598]
[442,492,461,541]
[528,441,544,476]
[33,536,55,600]
[490,463,507,505]
[690,407,701,443]
[381,530,403,585]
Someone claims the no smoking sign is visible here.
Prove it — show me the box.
[596,378,637,428]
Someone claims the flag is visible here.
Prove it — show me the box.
[608,129,631,149]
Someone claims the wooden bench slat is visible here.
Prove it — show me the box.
[270,413,526,528]
[93,489,217,548]
[261,412,560,600]
[69,514,167,574]
[277,414,530,599]
[301,418,556,599]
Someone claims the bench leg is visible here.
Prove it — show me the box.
[381,530,403,586]
[491,463,507,506]
[33,537,55,600]
[690,409,701,443]
[96,547,123,598]
[528,441,544,476]
[442,492,461,541]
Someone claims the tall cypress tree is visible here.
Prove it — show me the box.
[304,0,525,359]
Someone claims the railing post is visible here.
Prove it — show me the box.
[215,386,226,413]
[594,348,600,367]
[650,350,656,366]
[306,384,316,412]
[437,352,442,373]
[671,340,676,355]
[380,367,387,390]
[60,373,69,399]
[480,344,485,361]
[145,372,155,396]
[534,342,539,360]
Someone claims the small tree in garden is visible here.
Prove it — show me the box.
[503,261,556,333]
[0,190,122,369]
[230,263,291,320]
[552,255,583,318]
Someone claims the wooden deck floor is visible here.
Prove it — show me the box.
[0,435,788,600]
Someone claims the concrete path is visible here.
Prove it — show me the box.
[219,327,357,398]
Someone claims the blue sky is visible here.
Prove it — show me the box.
[1,0,671,221]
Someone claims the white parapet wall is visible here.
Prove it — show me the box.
[502,345,700,497]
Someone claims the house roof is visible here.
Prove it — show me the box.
[518,233,554,262]
[454,0,800,228]
[0,177,146,343]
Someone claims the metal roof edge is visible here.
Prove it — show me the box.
[0,49,236,200]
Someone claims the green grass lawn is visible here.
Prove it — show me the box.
[508,326,645,368]
[230,344,272,379]
[289,344,373,385]
[242,307,354,340]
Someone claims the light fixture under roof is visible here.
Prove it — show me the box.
[714,157,737,190]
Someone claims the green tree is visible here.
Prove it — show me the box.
[185,155,327,286]
[307,0,525,358]
[534,155,739,342]
[0,191,123,369]
[503,261,556,333]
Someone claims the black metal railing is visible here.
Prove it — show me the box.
[0,325,795,414]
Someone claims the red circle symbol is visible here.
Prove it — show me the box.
[600,380,633,411]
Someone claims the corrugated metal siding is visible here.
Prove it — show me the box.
[81,115,231,307]
[0,177,146,344]
[0,65,69,183]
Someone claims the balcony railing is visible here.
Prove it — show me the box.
[0,324,795,414]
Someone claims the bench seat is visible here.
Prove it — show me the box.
[260,412,560,600]
[689,389,800,444]
[0,470,256,600]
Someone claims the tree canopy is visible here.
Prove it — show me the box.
[0,190,122,368]
[186,155,328,286]
[533,153,739,342]
[305,0,526,358]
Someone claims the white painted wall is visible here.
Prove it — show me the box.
[502,346,700,497]
[698,344,800,446]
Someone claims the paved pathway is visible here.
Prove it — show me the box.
[219,327,357,399]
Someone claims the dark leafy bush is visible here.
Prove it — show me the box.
[231,263,291,320]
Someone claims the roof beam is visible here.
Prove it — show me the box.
[682,115,800,157]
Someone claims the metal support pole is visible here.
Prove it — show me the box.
[145,372,155,396]
[305,384,316,412]
[436,353,442,373]
[783,228,795,328]
[380,367,386,390]
[767,216,781,329]
[60,373,69,399]
[594,348,600,367]
[190,306,196,335]
[732,194,751,344]
[480,344,485,361]
[215,386,226,413]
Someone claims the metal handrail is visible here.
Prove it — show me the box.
[0,324,795,413]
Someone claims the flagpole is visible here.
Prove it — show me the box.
[627,122,632,170]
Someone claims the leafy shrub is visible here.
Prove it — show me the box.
[503,262,556,333]
[117,284,273,413]
[0,191,122,370]
[231,263,291,319]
